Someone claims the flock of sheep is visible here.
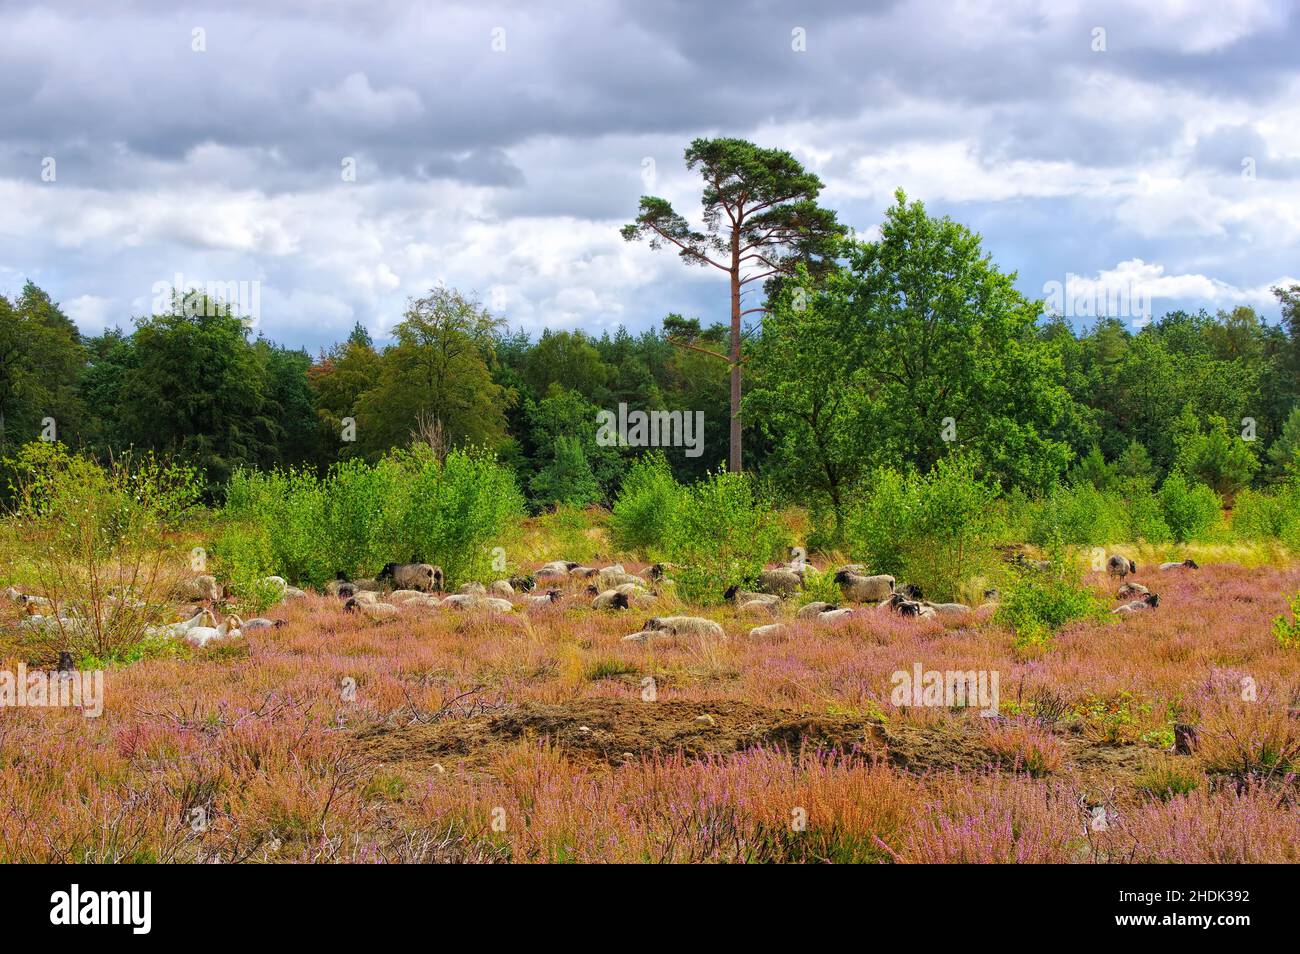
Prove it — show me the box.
[2,548,1201,651]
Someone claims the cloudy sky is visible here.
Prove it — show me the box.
[3,0,1299,350]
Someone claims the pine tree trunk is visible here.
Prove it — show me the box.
[729,237,742,473]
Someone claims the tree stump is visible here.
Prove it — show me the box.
[1173,722,1198,755]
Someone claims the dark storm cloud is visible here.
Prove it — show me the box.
[0,0,1297,348]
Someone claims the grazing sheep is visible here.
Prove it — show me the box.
[640,563,673,581]
[834,570,895,603]
[378,562,444,593]
[241,617,285,631]
[739,599,780,617]
[924,601,973,617]
[1159,559,1199,571]
[509,574,536,592]
[387,590,428,604]
[1112,593,1160,614]
[592,590,631,611]
[758,567,802,598]
[489,580,515,598]
[881,593,936,619]
[479,597,514,613]
[621,630,658,643]
[172,574,221,602]
[345,597,399,620]
[1116,581,1149,599]
[817,608,856,623]
[523,589,562,608]
[724,586,781,606]
[747,623,788,638]
[537,562,579,585]
[614,582,650,597]
[459,581,487,596]
[643,616,724,639]
[597,570,642,591]
[1107,554,1137,578]
[796,601,837,619]
[348,590,381,605]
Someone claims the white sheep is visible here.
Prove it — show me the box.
[834,570,895,603]
[796,601,837,619]
[1107,554,1137,578]
[592,590,631,611]
[1112,593,1159,614]
[642,616,724,639]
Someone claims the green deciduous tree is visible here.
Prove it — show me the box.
[354,288,511,456]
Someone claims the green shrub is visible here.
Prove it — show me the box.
[1158,471,1222,543]
[663,469,787,605]
[217,446,522,590]
[5,442,202,663]
[609,452,683,557]
[1027,484,1126,547]
[1124,488,1172,543]
[1275,592,1300,649]
[796,566,843,607]
[845,456,999,601]
[995,535,1107,650]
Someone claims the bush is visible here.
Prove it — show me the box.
[217,446,523,590]
[1026,484,1126,548]
[1158,471,1222,543]
[1275,591,1300,650]
[5,442,202,663]
[995,536,1107,650]
[663,469,787,605]
[609,452,683,557]
[845,456,1000,602]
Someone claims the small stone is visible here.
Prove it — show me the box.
[431,763,446,774]
[696,714,716,725]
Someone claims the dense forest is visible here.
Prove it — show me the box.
[3,193,1298,534]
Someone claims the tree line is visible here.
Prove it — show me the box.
[3,147,1298,529]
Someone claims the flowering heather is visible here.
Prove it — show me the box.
[0,557,1297,863]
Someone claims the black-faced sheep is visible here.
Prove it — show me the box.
[1112,592,1160,614]
[1106,554,1137,578]
[378,562,444,593]
[1159,559,1199,570]
[592,590,631,611]
[834,570,895,603]
[643,615,724,638]
[923,601,973,617]
[796,601,837,619]
[523,589,562,608]
[747,623,788,638]
[344,597,399,619]
[1116,581,1149,599]
[724,586,781,606]
[817,608,856,623]
[758,568,802,598]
